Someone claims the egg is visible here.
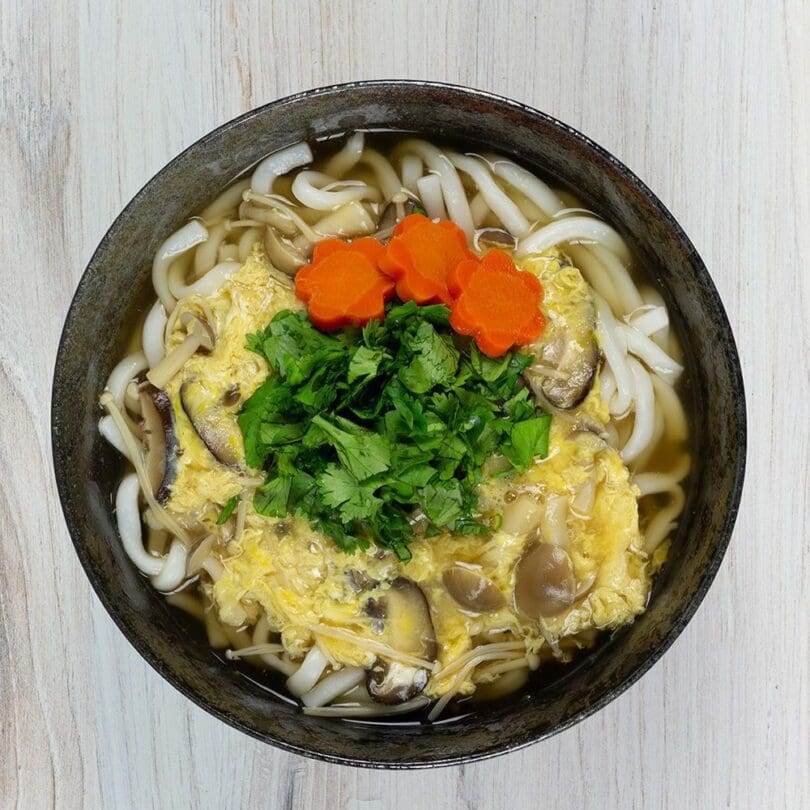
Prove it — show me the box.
[162,246,660,701]
[164,251,301,528]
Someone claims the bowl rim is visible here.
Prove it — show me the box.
[52,78,746,768]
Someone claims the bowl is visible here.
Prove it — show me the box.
[52,80,746,768]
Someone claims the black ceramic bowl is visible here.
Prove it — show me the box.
[52,81,745,768]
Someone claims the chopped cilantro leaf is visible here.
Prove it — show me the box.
[347,346,385,384]
[503,414,552,468]
[216,495,239,524]
[240,302,551,559]
[311,415,391,480]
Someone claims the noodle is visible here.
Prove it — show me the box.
[142,304,168,369]
[193,222,228,278]
[395,140,474,237]
[251,142,313,195]
[447,152,530,237]
[517,216,630,263]
[416,174,447,220]
[100,131,691,720]
[324,132,365,177]
[484,154,564,219]
[399,154,423,194]
[291,171,381,210]
[621,358,656,464]
[152,220,209,311]
[357,147,402,200]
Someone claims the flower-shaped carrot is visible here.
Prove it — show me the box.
[379,214,474,305]
[295,237,395,330]
[448,250,545,357]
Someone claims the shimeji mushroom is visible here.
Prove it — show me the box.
[514,543,577,618]
[366,578,437,704]
[145,312,215,390]
[523,292,600,410]
[442,566,505,612]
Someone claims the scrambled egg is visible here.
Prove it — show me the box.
[164,253,301,524]
[163,247,658,700]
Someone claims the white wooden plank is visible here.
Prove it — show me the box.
[0,0,807,807]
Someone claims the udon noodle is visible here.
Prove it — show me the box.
[100,132,690,719]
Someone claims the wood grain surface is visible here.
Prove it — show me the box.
[1,1,808,807]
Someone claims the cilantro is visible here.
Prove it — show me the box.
[216,495,239,524]
[398,321,458,393]
[311,415,391,480]
[318,465,383,523]
[239,303,551,559]
[347,346,385,384]
[503,414,552,468]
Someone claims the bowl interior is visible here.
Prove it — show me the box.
[52,82,745,767]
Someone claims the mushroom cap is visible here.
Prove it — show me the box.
[443,566,505,612]
[514,543,576,618]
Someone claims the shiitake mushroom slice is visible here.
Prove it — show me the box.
[180,377,244,468]
[139,384,178,504]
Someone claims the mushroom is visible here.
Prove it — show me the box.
[347,569,379,593]
[221,384,240,407]
[366,577,437,704]
[514,543,576,618]
[376,195,420,238]
[139,384,178,504]
[473,227,518,252]
[364,597,386,619]
[179,376,244,468]
[264,200,380,276]
[472,666,530,703]
[523,294,600,410]
[145,312,215,390]
[443,566,505,612]
[238,201,299,236]
[501,492,543,536]
[367,661,430,705]
[311,200,377,240]
[264,226,306,276]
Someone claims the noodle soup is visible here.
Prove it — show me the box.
[99,133,690,720]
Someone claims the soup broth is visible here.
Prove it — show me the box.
[99,132,690,720]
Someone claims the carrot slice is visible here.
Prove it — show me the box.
[448,250,545,357]
[295,237,395,330]
[379,214,473,305]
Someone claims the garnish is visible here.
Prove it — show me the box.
[448,250,545,357]
[294,237,394,330]
[216,495,239,524]
[239,304,551,561]
[379,214,473,305]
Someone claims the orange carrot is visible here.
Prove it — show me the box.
[295,237,395,330]
[448,250,545,357]
[379,214,473,305]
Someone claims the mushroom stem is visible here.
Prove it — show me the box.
[146,313,214,389]
[146,332,204,389]
[99,392,191,544]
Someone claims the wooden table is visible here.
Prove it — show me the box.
[2,1,807,807]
